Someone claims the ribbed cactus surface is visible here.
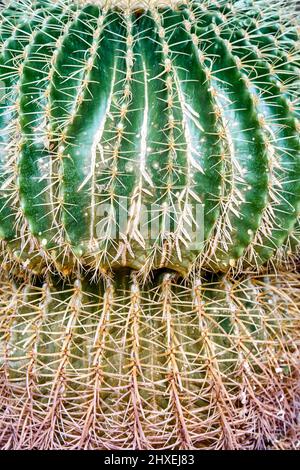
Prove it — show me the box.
[0,0,300,452]
[0,0,299,277]
[0,270,299,449]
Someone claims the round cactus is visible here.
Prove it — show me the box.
[0,269,299,449]
[0,0,299,277]
[0,0,300,452]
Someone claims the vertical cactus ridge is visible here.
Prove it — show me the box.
[0,0,299,278]
[18,8,79,250]
[189,21,270,270]
[0,8,51,269]
[0,6,45,239]
[134,8,223,274]
[0,269,299,449]
[22,4,107,265]
[0,2,79,274]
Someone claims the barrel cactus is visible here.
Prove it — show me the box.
[0,0,299,277]
[0,0,300,451]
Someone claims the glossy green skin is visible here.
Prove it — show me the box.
[0,0,299,275]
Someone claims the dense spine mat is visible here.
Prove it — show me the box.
[0,270,299,449]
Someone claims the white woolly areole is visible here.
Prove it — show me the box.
[77,0,185,9]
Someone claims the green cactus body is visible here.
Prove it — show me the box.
[0,0,300,451]
[0,0,298,277]
[0,269,299,449]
